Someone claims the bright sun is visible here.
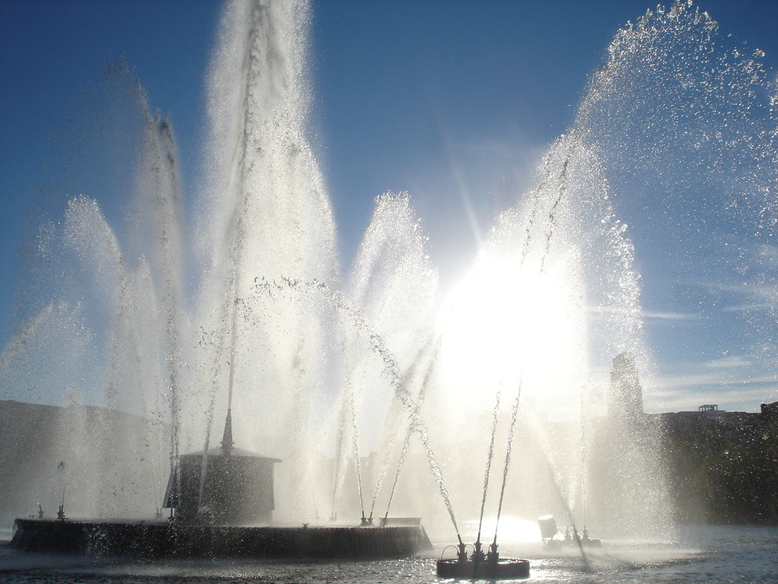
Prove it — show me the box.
[438,251,588,421]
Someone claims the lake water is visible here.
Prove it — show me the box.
[1,524,776,583]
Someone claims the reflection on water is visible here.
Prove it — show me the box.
[1,525,776,583]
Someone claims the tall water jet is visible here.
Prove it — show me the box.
[339,192,439,521]
[430,0,775,544]
[432,130,658,536]
[0,94,182,519]
[184,0,340,522]
[0,0,426,537]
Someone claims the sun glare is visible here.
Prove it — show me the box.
[438,251,588,421]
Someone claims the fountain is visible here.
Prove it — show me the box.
[7,0,434,559]
[2,0,776,573]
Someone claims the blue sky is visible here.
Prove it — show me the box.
[1,0,776,412]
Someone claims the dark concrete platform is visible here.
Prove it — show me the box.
[437,558,530,579]
[10,518,432,559]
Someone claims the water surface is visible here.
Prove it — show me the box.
[2,525,776,583]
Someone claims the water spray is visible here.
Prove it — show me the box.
[491,377,523,550]
[475,383,502,562]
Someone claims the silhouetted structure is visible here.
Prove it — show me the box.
[163,411,281,524]
[762,401,778,422]
[163,448,281,524]
[608,352,643,420]
[652,400,778,524]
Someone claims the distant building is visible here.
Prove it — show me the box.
[608,352,643,420]
[651,400,778,524]
[697,404,727,419]
[649,401,778,447]
[761,401,778,423]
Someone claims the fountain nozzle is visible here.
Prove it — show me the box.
[472,539,485,563]
[487,542,499,563]
[456,535,468,563]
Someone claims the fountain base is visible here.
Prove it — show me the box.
[10,518,432,559]
[436,558,530,579]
